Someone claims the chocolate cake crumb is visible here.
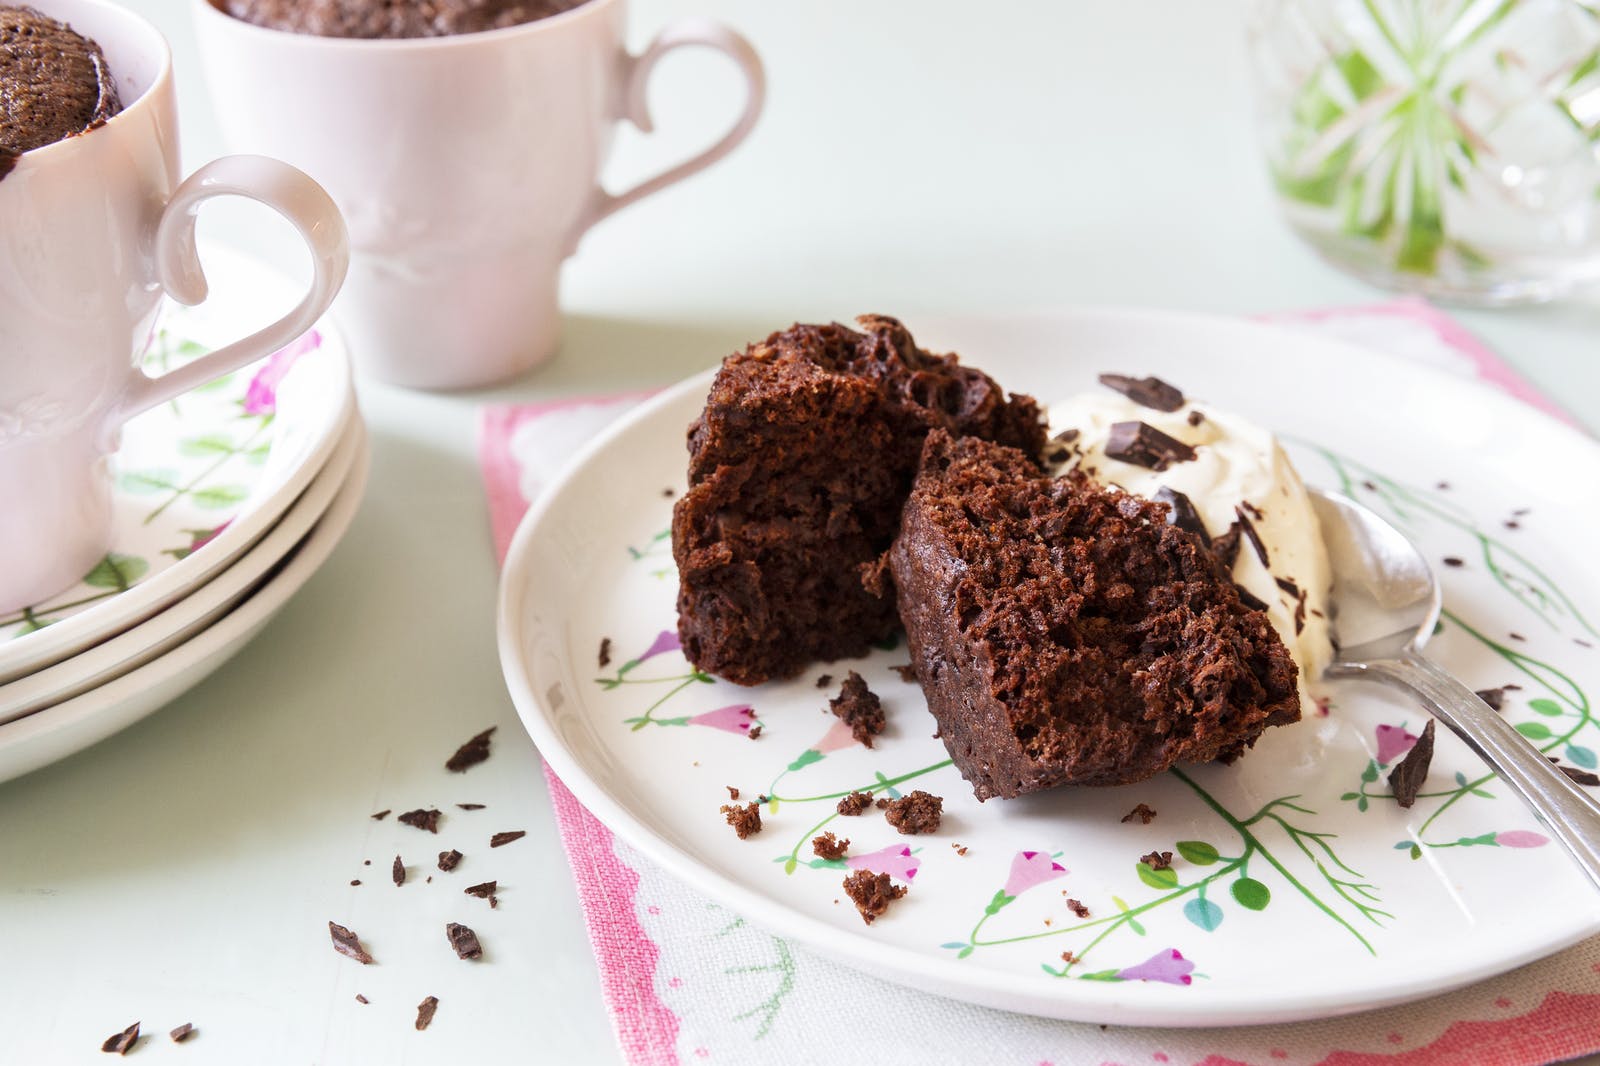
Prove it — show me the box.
[757,794,769,804]
[328,921,374,964]
[830,671,886,747]
[399,809,442,833]
[1362,480,1378,492]
[456,803,486,810]
[1560,766,1600,787]
[1061,950,1080,964]
[1121,803,1157,825]
[355,995,368,1005]
[446,922,483,960]
[952,843,968,856]
[446,727,495,772]
[169,1023,194,1043]
[1066,898,1090,918]
[1504,519,1521,530]
[836,791,873,816]
[1475,688,1507,711]
[663,487,675,497]
[1389,719,1436,808]
[725,786,740,800]
[489,831,526,848]
[812,831,850,860]
[1104,420,1196,470]
[598,638,612,667]
[415,996,439,1031]
[1139,851,1173,871]
[1510,632,1526,642]
[101,1022,139,1055]
[747,724,763,740]
[884,790,943,834]
[1442,556,1465,568]
[438,850,463,872]
[427,876,432,883]
[1098,373,1185,413]
[1186,410,1205,427]
[815,674,833,689]
[364,860,371,865]
[392,856,406,887]
[891,663,918,683]
[721,802,762,839]
[842,869,907,925]
[875,797,890,809]
[465,880,497,898]
[1436,481,1451,490]
[371,810,391,821]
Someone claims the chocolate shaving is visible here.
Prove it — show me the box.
[1235,583,1270,612]
[489,830,525,848]
[456,803,486,810]
[392,856,405,887]
[1388,719,1436,808]
[445,727,495,773]
[1210,522,1242,569]
[1104,420,1196,471]
[169,1023,194,1044]
[815,674,833,689]
[101,1022,139,1055]
[370,809,391,821]
[328,921,374,964]
[1066,898,1091,918]
[446,922,483,960]
[1560,765,1600,787]
[438,850,463,872]
[1475,687,1507,711]
[399,809,442,833]
[1233,505,1270,568]
[1241,500,1265,521]
[465,880,497,898]
[891,662,918,683]
[1186,409,1205,426]
[350,879,361,886]
[1120,803,1157,825]
[1098,373,1185,412]
[1139,850,1173,870]
[354,995,369,1005]
[1442,556,1465,568]
[1152,486,1211,548]
[598,637,612,667]
[415,996,439,1031]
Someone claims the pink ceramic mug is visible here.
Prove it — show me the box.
[0,0,349,615]
[192,0,765,390]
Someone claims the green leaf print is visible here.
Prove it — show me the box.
[82,553,148,590]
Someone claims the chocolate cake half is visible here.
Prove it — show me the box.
[672,316,1046,686]
[890,431,1300,800]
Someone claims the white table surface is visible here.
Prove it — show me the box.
[4,2,1598,1063]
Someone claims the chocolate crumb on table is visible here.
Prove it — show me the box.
[720,802,762,839]
[465,880,497,899]
[747,724,763,740]
[169,1023,194,1043]
[836,791,874,816]
[350,879,361,886]
[100,1022,139,1055]
[662,487,675,498]
[456,802,486,810]
[1139,850,1174,871]
[392,856,406,887]
[952,843,968,856]
[1066,898,1090,918]
[1475,687,1508,711]
[875,797,890,809]
[884,790,943,835]
[1061,950,1080,965]
[1509,632,1526,642]
[489,830,525,848]
[399,808,442,833]
[328,921,374,964]
[354,995,369,1005]
[842,869,907,925]
[438,850,463,872]
[446,922,483,960]
[1389,719,1436,808]
[1121,803,1157,825]
[725,786,740,800]
[815,674,833,689]
[426,876,432,883]
[415,996,439,1032]
[830,671,886,747]
[598,637,612,668]
[371,809,391,821]
[1442,556,1465,568]
[811,831,849,860]
[446,727,496,772]
[891,663,918,683]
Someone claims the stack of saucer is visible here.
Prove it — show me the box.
[0,247,368,784]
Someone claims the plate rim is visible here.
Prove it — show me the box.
[496,306,1600,1027]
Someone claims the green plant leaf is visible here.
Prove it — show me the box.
[190,484,248,510]
[1183,897,1224,931]
[1335,50,1383,100]
[1528,698,1564,718]
[1515,721,1553,740]
[1361,760,1379,783]
[1231,877,1271,911]
[1135,863,1178,891]
[1126,917,1146,936]
[82,553,148,590]
[1176,840,1219,866]
[178,433,238,457]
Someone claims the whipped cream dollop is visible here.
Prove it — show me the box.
[1046,391,1333,699]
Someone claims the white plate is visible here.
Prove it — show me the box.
[0,246,354,684]
[0,411,363,723]
[498,309,1600,1027]
[0,427,369,786]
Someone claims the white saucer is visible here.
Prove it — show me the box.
[0,425,369,786]
[0,412,364,724]
[0,246,355,685]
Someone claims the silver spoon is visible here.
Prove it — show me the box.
[1310,489,1600,891]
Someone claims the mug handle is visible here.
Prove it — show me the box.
[570,19,765,250]
[111,155,349,426]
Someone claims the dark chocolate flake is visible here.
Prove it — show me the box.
[438,850,462,872]
[1388,719,1436,808]
[1186,409,1205,427]
[1098,373,1185,412]
[1152,486,1211,548]
[1066,898,1091,918]
[1139,850,1174,870]
[399,808,442,833]
[445,727,495,773]
[489,830,526,848]
[1104,420,1197,471]
[1475,687,1507,711]
[1210,522,1242,569]
[354,995,369,1005]
[1233,505,1270,569]
[446,922,483,960]
[392,856,406,887]
[1442,556,1465,568]
[598,637,612,667]
[456,803,486,811]
[415,996,439,1031]
[371,809,391,821]
[815,674,833,689]
[328,921,374,964]
[169,1023,194,1044]
[1235,583,1270,613]
[465,880,497,898]
[1560,765,1600,787]
[101,1022,140,1055]
[1120,803,1157,825]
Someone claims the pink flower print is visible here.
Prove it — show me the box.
[243,330,322,415]
[1116,948,1194,986]
[687,704,756,735]
[637,630,682,664]
[1495,830,1549,849]
[1375,724,1419,766]
[1003,851,1068,898]
[815,718,857,755]
[191,520,231,552]
[845,845,919,882]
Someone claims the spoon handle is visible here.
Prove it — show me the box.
[1340,650,1600,892]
